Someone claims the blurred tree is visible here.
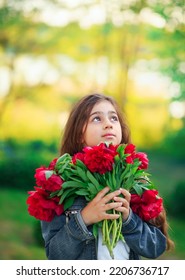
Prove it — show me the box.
[0,0,184,148]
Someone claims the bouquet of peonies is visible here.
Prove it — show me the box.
[27,143,163,258]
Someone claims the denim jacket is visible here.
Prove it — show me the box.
[41,197,166,260]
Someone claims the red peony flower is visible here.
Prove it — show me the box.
[72,152,85,164]
[34,167,63,192]
[125,143,136,164]
[134,152,149,170]
[130,189,163,221]
[26,187,64,222]
[125,143,136,155]
[82,143,117,174]
[34,166,48,186]
[48,158,58,170]
[124,144,149,170]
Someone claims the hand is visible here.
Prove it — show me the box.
[113,188,131,221]
[81,187,129,226]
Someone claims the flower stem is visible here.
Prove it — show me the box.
[101,210,124,259]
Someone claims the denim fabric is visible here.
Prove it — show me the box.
[41,197,166,260]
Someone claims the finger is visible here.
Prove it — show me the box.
[120,188,131,202]
[113,196,129,207]
[115,205,130,221]
[104,202,123,211]
[115,206,129,218]
[104,212,120,220]
[95,187,110,200]
[116,201,129,212]
[103,189,122,203]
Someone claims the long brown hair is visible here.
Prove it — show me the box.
[150,208,175,251]
[60,93,131,156]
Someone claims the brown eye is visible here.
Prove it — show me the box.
[110,115,118,122]
[92,116,101,122]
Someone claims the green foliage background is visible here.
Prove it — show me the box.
[0,0,185,260]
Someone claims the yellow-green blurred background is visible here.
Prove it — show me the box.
[0,0,185,260]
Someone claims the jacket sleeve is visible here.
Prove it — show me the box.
[122,209,167,259]
[41,211,94,260]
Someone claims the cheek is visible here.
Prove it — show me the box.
[81,123,88,141]
[117,125,122,143]
[84,128,93,141]
[82,126,101,147]
[81,126,90,145]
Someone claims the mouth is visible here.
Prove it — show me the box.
[102,133,116,138]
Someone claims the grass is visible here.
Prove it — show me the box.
[0,188,46,260]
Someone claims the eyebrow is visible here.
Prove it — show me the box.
[90,110,117,117]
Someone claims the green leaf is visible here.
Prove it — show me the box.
[116,144,125,156]
[56,154,72,172]
[143,182,157,190]
[50,190,61,197]
[117,164,130,185]
[63,196,76,210]
[57,161,72,175]
[87,183,98,196]
[62,180,87,189]
[112,167,117,189]
[123,175,135,190]
[75,189,89,196]
[56,188,64,196]
[132,183,143,195]
[92,223,100,239]
[106,172,113,189]
[76,166,88,181]
[94,173,106,186]
[45,170,54,180]
[56,153,71,165]
[86,171,99,189]
[58,188,75,203]
[134,170,145,178]
[114,154,120,163]
[76,160,87,170]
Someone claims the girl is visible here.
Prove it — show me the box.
[41,93,174,260]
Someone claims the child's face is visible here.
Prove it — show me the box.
[82,100,122,147]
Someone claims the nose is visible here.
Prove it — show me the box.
[104,117,113,129]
